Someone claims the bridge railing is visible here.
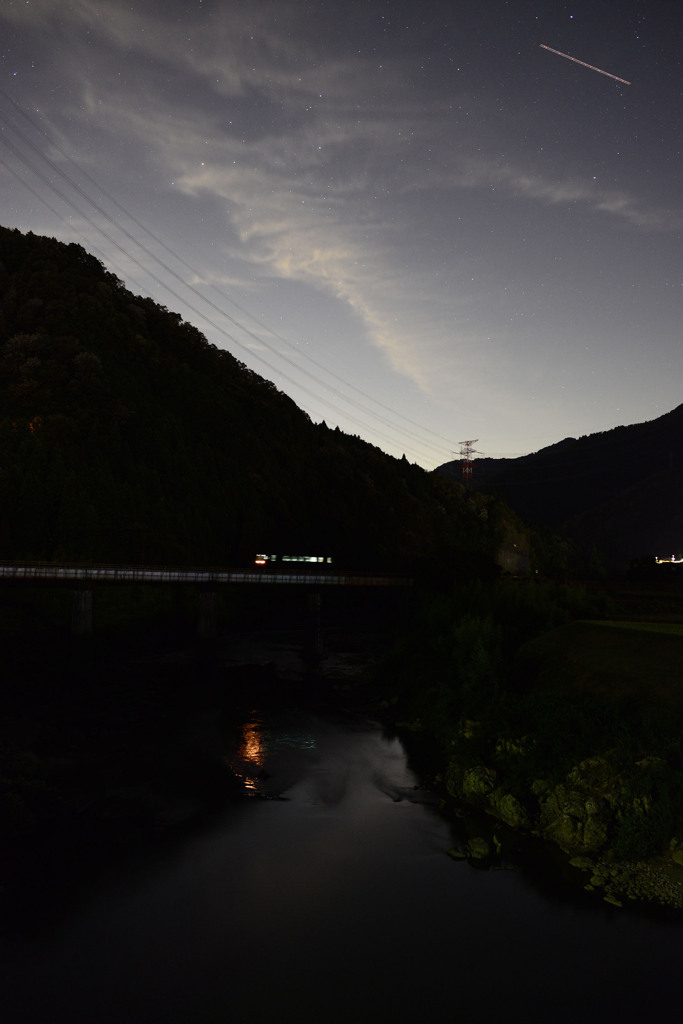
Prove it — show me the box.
[0,561,413,587]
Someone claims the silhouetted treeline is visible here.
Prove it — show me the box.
[438,408,683,573]
[0,226,512,575]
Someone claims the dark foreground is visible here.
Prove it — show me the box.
[3,647,683,1024]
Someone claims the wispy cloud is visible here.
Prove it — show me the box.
[3,0,679,422]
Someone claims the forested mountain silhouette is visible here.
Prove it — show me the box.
[0,225,508,575]
[437,408,683,571]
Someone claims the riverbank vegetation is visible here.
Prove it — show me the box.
[373,577,683,904]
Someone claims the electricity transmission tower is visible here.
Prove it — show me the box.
[456,439,481,484]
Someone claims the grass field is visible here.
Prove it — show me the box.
[590,619,683,637]
[520,618,683,711]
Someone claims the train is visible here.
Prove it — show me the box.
[254,554,334,568]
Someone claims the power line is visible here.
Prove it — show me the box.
[5,91,455,448]
[0,92,456,464]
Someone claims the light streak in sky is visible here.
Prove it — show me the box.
[540,44,631,85]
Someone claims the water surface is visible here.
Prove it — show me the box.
[3,706,681,1023]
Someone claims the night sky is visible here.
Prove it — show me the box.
[1,1,680,468]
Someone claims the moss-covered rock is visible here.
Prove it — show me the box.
[462,765,496,800]
[441,731,683,906]
[488,788,530,828]
[466,836,491,860]
[536,762,617,856]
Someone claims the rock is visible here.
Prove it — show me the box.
[541,811,583,853]
[670,845,683,868]
[488,789,529,828]
[466,836,491,860]
[568,856,595,872]
[461,765,497,801]
[583,815,608,851]
[442,742,683,908]
[537,769,616,856]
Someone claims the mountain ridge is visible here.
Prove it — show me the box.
[0,224,514,577]
[436,405,683,570]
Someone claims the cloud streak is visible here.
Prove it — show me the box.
[2,0,681,464]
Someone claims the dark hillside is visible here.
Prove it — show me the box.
[437,408,683,571]
[0,226,506,574]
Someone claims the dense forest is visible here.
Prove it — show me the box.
[0,225,517,576]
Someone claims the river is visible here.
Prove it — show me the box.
[2,619,682,1023]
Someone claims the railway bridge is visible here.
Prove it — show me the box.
[0,561,413,640]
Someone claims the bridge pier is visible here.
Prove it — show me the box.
[198,588,217,638]
[71,587,94,635]
[305,589,324,666]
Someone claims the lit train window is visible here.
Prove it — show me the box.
[254,554,333,566]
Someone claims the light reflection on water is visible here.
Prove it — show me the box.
[231,720,266,792]
[225,714,318,795]
[4,709,683,1024]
